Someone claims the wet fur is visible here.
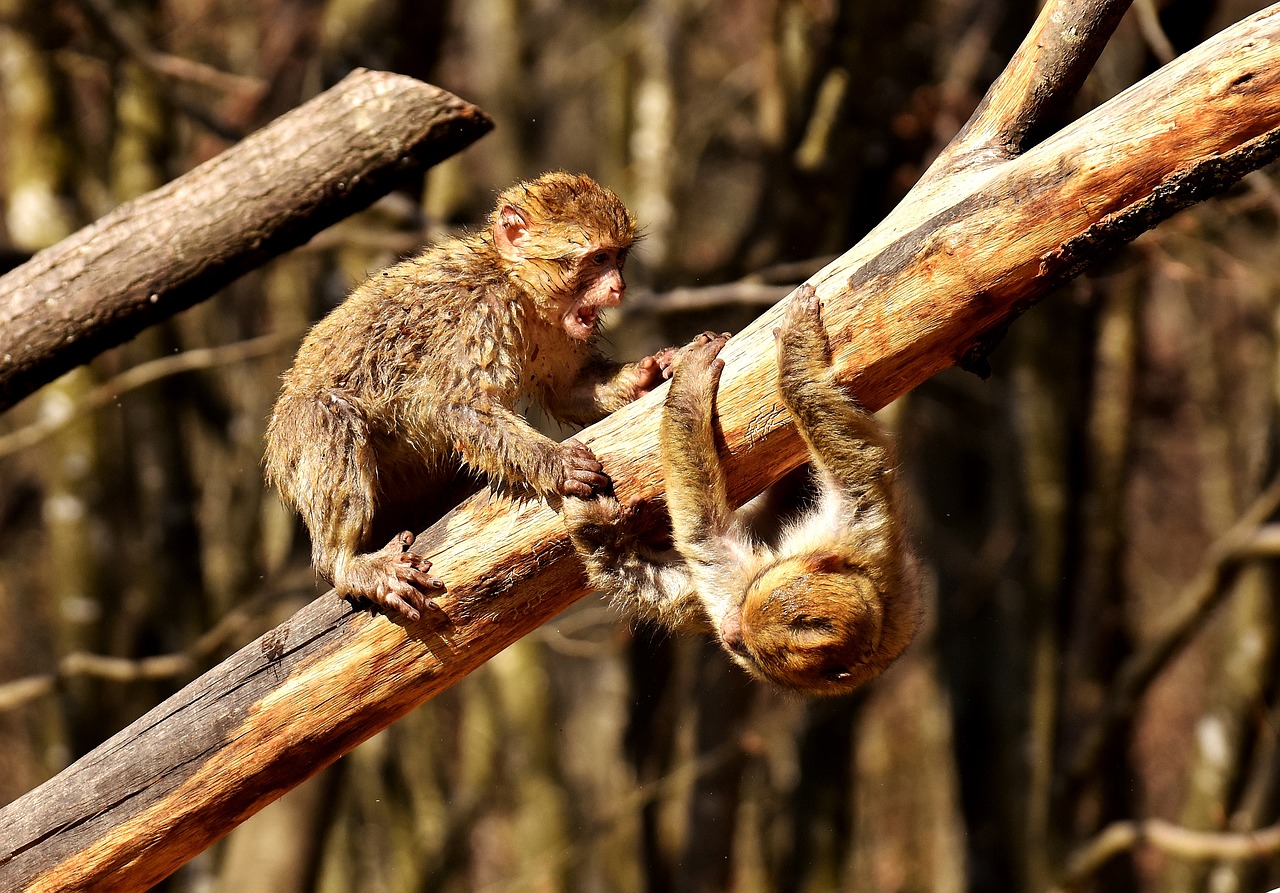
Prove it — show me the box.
[566,286,922,695]
[266,172,660,619]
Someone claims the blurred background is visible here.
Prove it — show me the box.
[1,0,1279,891]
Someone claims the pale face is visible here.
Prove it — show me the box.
[561,247,627,341]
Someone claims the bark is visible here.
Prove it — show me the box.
[1,2,1279,889]
[0,68,493,412]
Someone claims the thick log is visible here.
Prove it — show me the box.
[1,2,1278,889]
[0,69,493,412]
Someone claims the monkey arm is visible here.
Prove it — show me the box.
[775,286,898,516]
[438,399,605,498]
[775,286,909,598]
[547,354,658,425]
[658,338,749,591]
[782,376,898,514]
[563,497,707,629]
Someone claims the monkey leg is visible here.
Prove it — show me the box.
[563,495,706,628]
[284,389,445,621]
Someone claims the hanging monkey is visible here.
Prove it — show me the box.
[566,286,922,694]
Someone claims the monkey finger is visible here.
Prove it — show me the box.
[688,330,728,347]
[687,336,728,369]
[559,478,598,498]
[568,465,612,490]
[646,349,677,376]
[785,284,823,326]
[404,568,446,592]
[710,357,726,382]
[378,588,423,623]
[400,554,446,589]
[562,446,597,466]
[633,355,669,393]
[564,436,599,457]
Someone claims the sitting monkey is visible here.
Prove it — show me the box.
[266,172,694,620]
[565,286,922,695]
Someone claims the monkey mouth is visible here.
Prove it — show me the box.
[564,305,600,340]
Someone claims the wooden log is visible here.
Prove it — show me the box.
[2,2,1279,889]
[0,69,493,412]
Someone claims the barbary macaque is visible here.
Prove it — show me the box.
[565,286,922,695]
[266,172,694,621]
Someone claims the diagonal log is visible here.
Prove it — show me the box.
[1,2,1279,889]
[0,68,493,413]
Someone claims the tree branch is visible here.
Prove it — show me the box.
[1066,472,1280,785]
[1,3,1279,889]
[0,68,493,413]
[925,0,1133,177]
[1059,818,1280,888]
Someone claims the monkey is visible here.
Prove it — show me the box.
[266,172,697,621]
[564,285,922,695]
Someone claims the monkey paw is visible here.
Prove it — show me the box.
[558,438,611,498]
[631,354,670,397]
[665,332,731,378]
[776,285,831,360]
[563,495,639,560]
[367,531,445,622]
[668,333,727,395]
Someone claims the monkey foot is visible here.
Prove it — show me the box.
[360,531,445,622]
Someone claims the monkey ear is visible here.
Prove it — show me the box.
[494,204,531,260]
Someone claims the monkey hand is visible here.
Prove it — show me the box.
[365,531,446,622]
[630,354,670,397]
[558,438,611,498]
[667,331,728,395]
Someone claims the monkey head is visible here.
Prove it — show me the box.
[490,172,636,341]
[721,552,889,696]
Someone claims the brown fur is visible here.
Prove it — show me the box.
[566,286,922,695]
[266,172,681,620]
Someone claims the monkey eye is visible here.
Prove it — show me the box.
[590,250,612,266]
[823,667,853,683]
[789,614,835,634]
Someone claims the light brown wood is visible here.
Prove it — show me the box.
[2,2,1279,889]
[0,68,493,412]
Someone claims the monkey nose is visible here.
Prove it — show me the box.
[720,614,747,655]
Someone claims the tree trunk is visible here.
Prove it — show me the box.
[1,2,1278,889]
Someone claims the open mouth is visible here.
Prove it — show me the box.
[566,305,599,338]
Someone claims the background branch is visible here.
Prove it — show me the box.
[1060,818,1280,888]
[1067,472,1280,784]
[0,68,492,412]
[926,0,1133,178]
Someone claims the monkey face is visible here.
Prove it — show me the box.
[561,247,628,341]
[729,556,886,695]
